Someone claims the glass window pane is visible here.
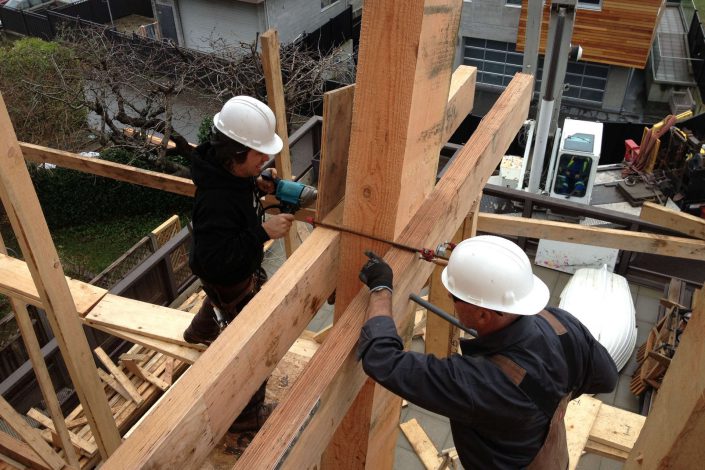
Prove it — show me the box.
[580,89,604,102]
[486,50,506,62]
[583,76,606,89]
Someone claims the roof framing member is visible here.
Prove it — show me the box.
[0,94,121,458]
[325,1,464,466]
[235,73,535,470]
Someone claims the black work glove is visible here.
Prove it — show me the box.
[359,251,393,293]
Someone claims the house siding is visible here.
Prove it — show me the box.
[265,0,349,44]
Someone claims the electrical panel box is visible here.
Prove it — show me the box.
[549,119,603,205]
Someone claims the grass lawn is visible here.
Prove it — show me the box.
[695,0,705,13]
[1,212,189,282]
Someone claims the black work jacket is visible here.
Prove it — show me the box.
[358,307,618,469]
[189,143,269,285]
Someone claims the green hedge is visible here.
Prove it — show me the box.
[30,148,192,229]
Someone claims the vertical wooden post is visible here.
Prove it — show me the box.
[323,1,462,468]
[0,93,121,458]
[260,28,300,256]
[625,287,705,468]
[425,221,465,358]
[316,85,355,221]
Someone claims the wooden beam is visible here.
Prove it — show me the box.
[0,398,65,470]
[565,395,602,470]
[316,85,355,221]
[86,321,201,364]
[122,359,169,392]
[20,142,195,197]
[588,404,645,454]
[236,73,534,470]
[261,28,299,256]
[0,431,53,470]
[97,368,133,402]
[625,288,705,468]
[1,224,80,468]
[425,221,465,358]
[0,93,121,458]
[400,419,444,470]
[477,213,705,260]
[28,408,98,456]
[0,253,107,315]
[326,1,463,467]
[639,202,705,240]
[94,347,144,406]
[84,293,205,350]
[101,227,340,469]
[443,65,476,142]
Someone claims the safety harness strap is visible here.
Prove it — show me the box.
[488,309,577,418]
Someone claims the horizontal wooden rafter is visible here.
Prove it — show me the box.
[477,213,705,260]
[639,202,705,240]
[20,143,195,197]
[0,253,107,315]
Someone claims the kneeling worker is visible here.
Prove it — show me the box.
[357,236,618,469]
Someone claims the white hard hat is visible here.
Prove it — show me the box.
[213,96,283,155]
[441,235,549,315]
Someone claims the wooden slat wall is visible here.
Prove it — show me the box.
[516,0,664,69]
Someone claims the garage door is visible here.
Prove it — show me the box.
[178,0,262,51]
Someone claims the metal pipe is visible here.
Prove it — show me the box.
[528,6,567,193]
[409,294,477,337]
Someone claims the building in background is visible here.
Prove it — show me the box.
[456,0,701,122]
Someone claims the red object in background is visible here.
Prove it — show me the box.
[624,139,640,163]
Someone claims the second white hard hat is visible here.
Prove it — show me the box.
[213,96,283,155]
[441,235,549,315]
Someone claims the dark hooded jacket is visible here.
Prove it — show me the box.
[189,142,270,285]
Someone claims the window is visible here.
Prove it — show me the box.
[553,154,593,197]
[577,0,601,10]
[505,0,522,6]
[462,37,608,106]
[321,0,339,9]
[462,38,523,88]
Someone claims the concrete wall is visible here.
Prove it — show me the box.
[265,0,350,44]
[602,66,631,112]
[459,0,522,43]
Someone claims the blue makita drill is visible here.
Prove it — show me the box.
[261,169,318,214]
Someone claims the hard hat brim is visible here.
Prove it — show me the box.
[254,133,284,155]
[441,269,550,316]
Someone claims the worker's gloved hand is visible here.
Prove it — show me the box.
[359,251,393,293]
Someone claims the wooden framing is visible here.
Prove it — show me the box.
[261,28,299,255]
[20,142,195,197]
[639,202,705,240]
[477,213,705,260]
[0,94,121,458]
[0,8,703,470]
[235,73,535,470]
[625,289,705,468]
[327,1,463,466]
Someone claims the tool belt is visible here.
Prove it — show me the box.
[202,271,263,322]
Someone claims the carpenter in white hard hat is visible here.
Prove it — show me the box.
[356,238,617,468]
[183,95,293,434]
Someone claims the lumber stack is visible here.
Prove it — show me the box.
[630,279,690,397]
